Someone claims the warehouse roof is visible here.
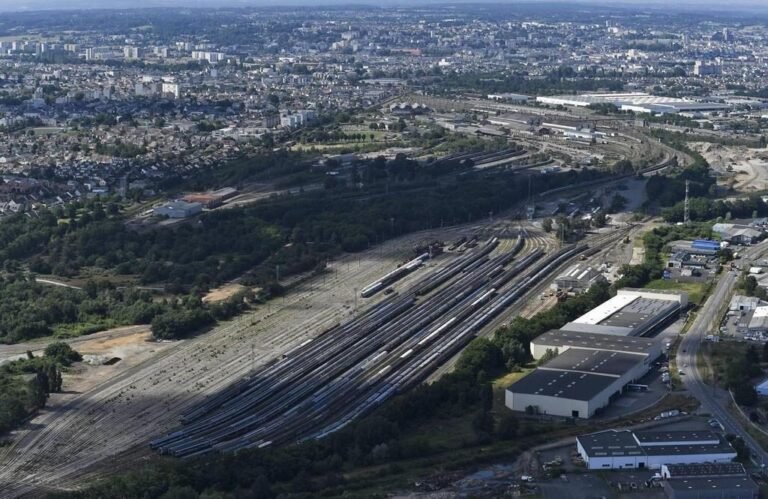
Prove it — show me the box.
[577,430,643,457]
[578,430,737,459]
[539,348,646,377]
[634,430,719,446]
[665,476,758,492]
[599,299,678,329]
[663,462,746,478]
[643,440,736,456]
[506,369,617,401]
[533,329,658,355]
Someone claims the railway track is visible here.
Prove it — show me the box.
[0,231,440,496]
[149,230,592,457]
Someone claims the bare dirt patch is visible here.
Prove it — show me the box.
[202,283,247,303]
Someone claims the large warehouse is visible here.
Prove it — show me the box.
[661,463,758,499]
[536,92,731,115]
[506,289,685,418]
[576,430,737,470]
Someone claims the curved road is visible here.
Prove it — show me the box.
[678,242,768,467]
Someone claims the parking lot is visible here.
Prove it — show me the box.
[539,473,615,499]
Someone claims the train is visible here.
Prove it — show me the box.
[360,252,430,298]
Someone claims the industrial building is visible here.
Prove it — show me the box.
[531,330,660,360]
[576,429,737,470]
[153,200,203,219]
[506,289,685,418]
[536,92,731,115]
[661,463,758,499]
[553,264,606,293]
[181,187,238,209]
[730,295,762,313]
[712,223,763,245]
[558,289,686,337]
[505,348,651,418]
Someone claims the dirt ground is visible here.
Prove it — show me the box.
[202,283,247,303]
[65,329,172,396]
[690,142,768,193]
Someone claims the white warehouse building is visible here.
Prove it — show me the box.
[577,430,737,470]
[505,347,652,418]
[506,289,685,419]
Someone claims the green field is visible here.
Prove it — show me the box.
[645,278,711,305]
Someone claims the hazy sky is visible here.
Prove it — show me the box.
[0,0,766,11]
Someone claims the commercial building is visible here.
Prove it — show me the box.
[553,264,606,293]
[577,429,737,470]
[536,92,731,115]
[505,348,651,418]
[181,187,238,208]
[729,295,761,312]
[506,289,685,418]
[693,61,722,77]
[531,329,661,361]
[559,289,686,337]
[153,200,203,219]
[661,463,758,499]
[712,223,763,245]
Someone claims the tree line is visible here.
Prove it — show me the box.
[0,342,80,435]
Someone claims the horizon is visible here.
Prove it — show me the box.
[0,0,767,13]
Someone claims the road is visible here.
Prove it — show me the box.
[0,325,148,364]
[678,242,768,467]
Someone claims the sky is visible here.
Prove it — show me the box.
[0,0,766,11]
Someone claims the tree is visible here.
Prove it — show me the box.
[472,409,494,437]
[745,275,758,296]
[44,342,82,366]
[496,414,519,439]
[733,382,758,407]
[592,211,607,228]
[762,341,768,363]
[542,218,553,233]
[726,434,751,461]
[538,348,559,365]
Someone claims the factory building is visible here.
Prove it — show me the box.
[181,187,238,209]
[536,92,731,115]
[661,463,758,499]
[712,223,763,245]
[506,289,685,418]
[530,330,660,361]
[558,289,686,338]
[153,200,203,219]
[577,430,737,470]
[505,348,651,418]
[553,264,606,294]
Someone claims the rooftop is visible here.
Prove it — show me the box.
[533,329,659,355]
[577,430,644,457]
[578,430,737,459]
[506,369,617,401]
[634,430,719,446]
[598,298,679,330]
[665,476,758,492]
[663,462,746,478]
[539,348,646,377]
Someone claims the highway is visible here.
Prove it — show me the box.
[679,241,768,467]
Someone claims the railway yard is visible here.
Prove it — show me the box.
[0,91,674,499]
[0,216,633,496]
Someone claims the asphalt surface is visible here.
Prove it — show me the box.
[678,242,768,467]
